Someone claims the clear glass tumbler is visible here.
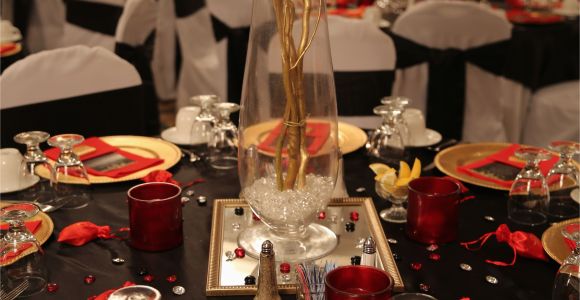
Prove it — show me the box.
[552,223,580,300]
[546,141,580,220]
[208,102,240,170]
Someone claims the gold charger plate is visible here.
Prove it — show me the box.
[542,218,580,264]
[0,202,54,267]
[37,135,181,184]
[241,120,367,156]
[434,143,514,191]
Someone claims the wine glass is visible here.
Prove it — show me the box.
[190,95,220,144]
[208,102,240,170]
[546,141,580,220]
[508,147,551,226]
[381,96,410,145]
[552,223,580,300]
[375,181,408,223]
[14,131,64,212]
[47,134,91,209]
[0,203,47,297]
[366,104,405,166]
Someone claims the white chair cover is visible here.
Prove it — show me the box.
[522,81,580,147]
[25,0,66,53]
[115,0,156,47]
[1,45,141,109]
[391,0,518,142]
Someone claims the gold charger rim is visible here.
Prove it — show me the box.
[0,201,54,267]
[434,142,514,191]
[542,217,580,265]
[205,197,404,296]
[37,135,181,184]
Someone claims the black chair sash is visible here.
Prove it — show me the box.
[1,86,146,148]
[174,0,206,18]
[334,71,395,116]
[388,32,509,140]
[64,0,123,36]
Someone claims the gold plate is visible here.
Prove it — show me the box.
[206,198,404,296]
[434,143,514,191]
[0,202,54,267]
[37,136,181,184]
[542,218,580,264]
[242,120,367,156]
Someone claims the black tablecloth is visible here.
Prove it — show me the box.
[3,144,564,300]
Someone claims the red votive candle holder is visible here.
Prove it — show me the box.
[406,177,461,244]
[325,265,393,300]
[127,182,183,251]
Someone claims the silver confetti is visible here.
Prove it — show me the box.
[486,275,498,285]
[356,187,366,193]
[111,257,125,265]
[460,263,472,271]
[387,238,398,244]
[181,196,190,203]
[426,244,439,251]
[281,274,292,282]
[484,216,495,222]
[225,251,236,261]
[232,222,241,230]
[172,285,186,295]
[329,215,338,224]
[186,190,195,196]
[197,196,207,203]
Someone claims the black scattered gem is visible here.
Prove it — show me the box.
[392,253,402,261]
[234,207,244,216]
[345,222,355,232]
[137,268,149,276]
[111,257,125,265]
[351,255,361,265]
[244,275,256,285]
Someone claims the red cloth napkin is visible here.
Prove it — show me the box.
[0,220,43,264]
[0,220,42,233]
[328,6,367,18]
[506,9,563,24]
[90,281,135,300]
[563,223,580,250]
[45,137,164,178]
[258,122,330,155]
[0,43,17,55]
[58,221,129,246]
[457,144,559,188]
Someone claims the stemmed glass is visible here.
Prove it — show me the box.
[14,131,63,212]
[47,134,91,209]
[0,203,47,297]
[381,96,410,145]
[508,147,551,226]
[208,102,240,170]
[546,141,580,220]
[552,223,580,300]
[375,181,408,223]
[190,95,220,144]
[366,104,405,166]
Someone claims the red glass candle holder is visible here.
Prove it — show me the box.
[127,182,183,251]
[406,177,461,244]
[325,265,393,300]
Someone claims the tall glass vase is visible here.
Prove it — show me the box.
[238,0,339,262]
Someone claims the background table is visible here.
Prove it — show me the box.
[4,143,564,300]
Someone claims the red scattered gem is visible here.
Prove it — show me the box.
[279,262,291,274]
[47,283,59,293]
[84,275,96,285]
[252,213,260,221]
[419,283,430,292]
[318,211,326,220]
[235,247,246,258]
[410,262,422,271]
[350,211,359,222]
[428,253,441,261]
[459,297,471,300]
[143,274,154,282]
[166,275,177,283]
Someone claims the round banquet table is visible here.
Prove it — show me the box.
[1,141,565,300]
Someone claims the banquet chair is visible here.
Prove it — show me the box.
[0,45,146,148]
[391,1,517,142]
[328,15,396,118]
[522,81,580,147]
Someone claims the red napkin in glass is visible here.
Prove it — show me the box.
[58,221,129,246]
[461,224,548,266]
[0,220,43,264]
[258,122,330,155]
[457,144,559,188]
[90,281,135,300]
[563,223,579,250]
[44,137,164,178]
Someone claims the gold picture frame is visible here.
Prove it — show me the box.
[206,198,404,296]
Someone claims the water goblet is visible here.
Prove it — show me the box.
[381,96,410,145]
[552,223,580,300]
[0,203,47,297]
[366,104,405,166]
[375,181,408,223]
[508,147,551,226]
[208,102,240,170]
[13,131,63,212]
[546,141,580,220]
[47,134,91,209]
[190,95,220,144]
